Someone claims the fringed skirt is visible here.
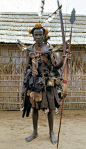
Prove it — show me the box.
[32,86,60,110]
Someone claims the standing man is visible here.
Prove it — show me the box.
[21,23,64,144]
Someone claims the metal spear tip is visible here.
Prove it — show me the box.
[70,8,76,24]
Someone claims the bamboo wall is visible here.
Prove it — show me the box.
[64,47,86,109]
[0,44,86,110]
[0,44,26,110]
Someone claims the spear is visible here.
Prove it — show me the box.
[56,1,67,148]
[60,8,76,76]
[57,1,75,148]
[67,8,75,67]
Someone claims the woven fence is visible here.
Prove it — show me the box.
[0,44,86,110]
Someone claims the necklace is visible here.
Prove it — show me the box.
[34,44,44,54]
[35,44,42,51]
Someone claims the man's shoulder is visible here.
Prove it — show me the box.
[45,43,53,51]
[42,44,53,54]
[27,45,33,51]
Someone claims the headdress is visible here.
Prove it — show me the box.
[28,23,49,35]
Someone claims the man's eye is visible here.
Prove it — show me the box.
[34,34,43,36]
[38,34,43,36]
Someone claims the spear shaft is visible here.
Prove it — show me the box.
[57,1,67,147]
[57,4,75,148]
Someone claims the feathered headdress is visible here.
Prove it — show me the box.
[28,23,49,35]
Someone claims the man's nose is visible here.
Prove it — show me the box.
[37,35,40,38]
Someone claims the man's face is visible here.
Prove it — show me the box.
[33,29,44,45]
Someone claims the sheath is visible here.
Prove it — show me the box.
[21,44,63,117]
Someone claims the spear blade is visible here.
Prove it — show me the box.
[70,8,76,24]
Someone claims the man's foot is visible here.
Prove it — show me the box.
[50,131,57,144]
[25,131,38,142]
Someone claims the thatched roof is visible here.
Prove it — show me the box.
[0,12,86,45]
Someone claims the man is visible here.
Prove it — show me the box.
[21,23,64,144]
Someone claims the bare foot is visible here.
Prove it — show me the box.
[25,131,38,142]
[50,131,57,144]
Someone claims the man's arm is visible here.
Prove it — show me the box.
[24,47,31,76]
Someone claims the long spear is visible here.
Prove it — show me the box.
[61,8,75,76]
[67,8,75,67]
[57,1,67,148]
[57,0,75,148]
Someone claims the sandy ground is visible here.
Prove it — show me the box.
[0,109,86,149]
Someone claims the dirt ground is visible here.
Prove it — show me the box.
[0,109,86,149]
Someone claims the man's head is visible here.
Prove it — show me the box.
[28,23,49,45]
[33,28,44,45]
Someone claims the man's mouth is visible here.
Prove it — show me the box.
[36,40,41,43]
